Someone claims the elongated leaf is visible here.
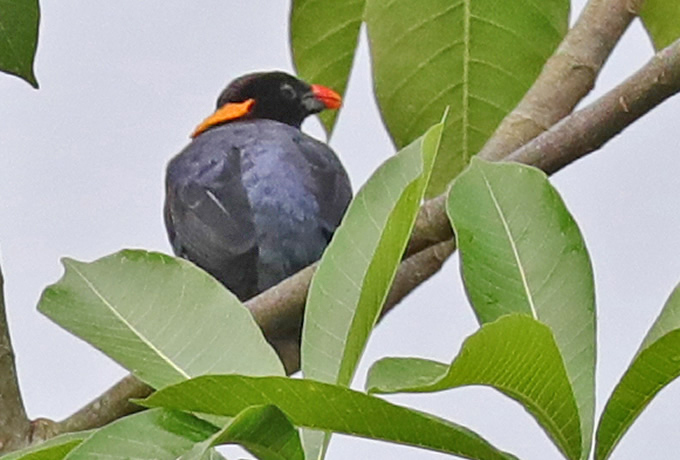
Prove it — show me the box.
[290,0,365,133]
[0,432,92,460]
[141,375,518,460]
[0,0,39,87]
[182,405,303,460]
[596,282,680,460]
[302,119,444,386]
[63,409,216,460]
[300,118,444,459]
[364,0,568,197]
[447,158,595,459]
[641,0,680,50]
[366,314,580,460]
[38,250,284,390]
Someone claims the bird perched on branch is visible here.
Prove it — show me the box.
[164,71,352,300]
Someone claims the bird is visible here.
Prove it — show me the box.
[164,71,352,301]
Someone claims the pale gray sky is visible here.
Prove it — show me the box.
[1,1,679,459]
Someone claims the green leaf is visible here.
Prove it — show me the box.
[596,282,680,460]
[366,314,581,460]
[641,0,680,50]
[364,0,569,197]
[140,375,518,460]
[302,118,444,386]
[38,250,284,390]
[181,405,303,460]
[300,117,444,459]
[290,0,365,133]
[447,158,595,459]
[0,432,92,460]
[63,409,216,460]
[0,0,39,87]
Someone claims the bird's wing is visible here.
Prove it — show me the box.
[164,141,257,268]
[293,133,353,237]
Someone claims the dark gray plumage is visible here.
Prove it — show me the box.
[164,72,351,300]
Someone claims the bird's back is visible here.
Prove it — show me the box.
[165,119,352,300]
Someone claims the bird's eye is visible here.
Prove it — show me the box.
[280,83,296,100]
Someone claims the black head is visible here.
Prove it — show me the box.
[216,71,340,128]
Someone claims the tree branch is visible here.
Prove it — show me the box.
[51,375,151,435]
[248,265,315,341]
[33,3,680,447]
[0,264,31,453]
[506,37,680,173]
[478,0,645,161]
[407,195,451,256]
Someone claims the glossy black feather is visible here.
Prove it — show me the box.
[165,119,351,300]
